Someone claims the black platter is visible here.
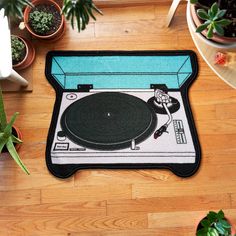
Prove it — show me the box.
[61,92,157,150]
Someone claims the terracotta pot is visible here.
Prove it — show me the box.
[196,216,236,235]
[54,0,63,7]
[23,0,65,41]
[190,4,236,45]
[2,126,23,153]
[12,35,36,71]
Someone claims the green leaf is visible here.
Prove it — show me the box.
[6,138,30,175]
[196,22,210,33]
[217,210,224,219]
[82,5,90,24]
[23,0,34,8]
[201,219,211,228]
[15,5,23,18]
[215,9,227,19]
[219,219,231,229]
[70,11,75,29]
[207,211,218,222]
[0,88,7,131]
[214,23,224,36]
[61,0,102,32]
[208,8,214,20]
[61,1,71,14]
[75,9,81,32]
[91,3,103,15]
[65,8,73,20]
[190,0,198,3]
[211,3,219,17]
[80,8,86,30]
[3,112,19,137]
[197,228,207,236]
[86,5,96,21]
[197,9,210,20]
[0,0,33,19]
[11,135,22,144]
[207,227,219,236]
[216,19,232,26]
[215,222,227,234]
[207,24,214,38]
[0,133,7,153]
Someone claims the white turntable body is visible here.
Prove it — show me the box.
[51,89,196,165]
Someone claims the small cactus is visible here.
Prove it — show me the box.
[11,36,25,64]
[29,10,54,35]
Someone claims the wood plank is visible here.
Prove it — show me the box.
[191,104,216,120]
[95,19,177,38]
[0,189,40,206]
[230,194,236,208]
[0,201,106,218]
[99,227,193,236]
[199,152,236,165]
[94,0,172,8]
[69,233,102,236]
[132,180,236,199]
[95,6,156,23]
[54,34,178,51]
[199,134,236,153]
[41,185,132,203]
[189,90,236,106]
[216,104,236,120]
[197,119,236,135]
[107,194,231,215]
[0,214,147,235]
[191,75,232,91]
[148,209,236,228]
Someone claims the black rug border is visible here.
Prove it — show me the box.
[45,50,201,179]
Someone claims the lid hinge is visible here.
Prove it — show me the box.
[150,84,168,93]
[77,84,93,92]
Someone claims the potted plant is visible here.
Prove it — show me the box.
[0,1,36,70]
[23,0,66,40]
[0,88,29,175]
[1,0,102,36]
[196,210,236,236]
[11,35,35,70]
[0,0,33,24]
[190,0,236,46]
[61,0,102,32]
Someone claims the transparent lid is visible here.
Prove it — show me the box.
[51,55,193,89]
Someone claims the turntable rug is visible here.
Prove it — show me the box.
[45,51,201,178]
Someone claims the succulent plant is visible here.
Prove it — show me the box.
[29,10,54,34]
[11,36,25,64]
[62,0,102,32]
[0,0,33,19]
[197,210,235,236]
[0,88,29,175]
[195,2,232,38]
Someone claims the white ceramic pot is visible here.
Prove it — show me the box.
[187,1,236,49]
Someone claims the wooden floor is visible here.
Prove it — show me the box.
[1,2,236,236]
